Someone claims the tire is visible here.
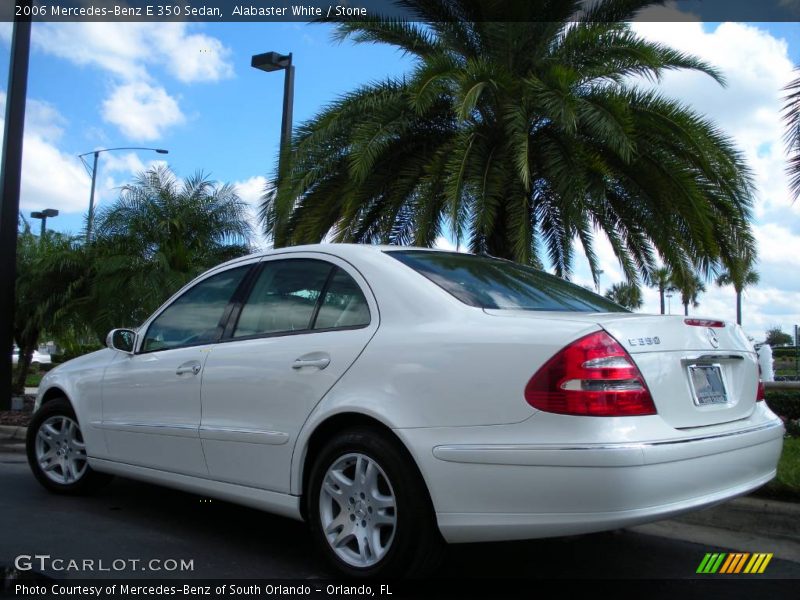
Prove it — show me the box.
[307,427,444,578]
[26,397,112,494]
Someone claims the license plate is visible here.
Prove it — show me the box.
[688,365,728,406]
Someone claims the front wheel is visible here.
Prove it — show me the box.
[26,397,112,494]
[307,428,444,577]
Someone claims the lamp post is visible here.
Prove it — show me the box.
[666,291,674,315]
[30,208,58,239]
[251,51,295,180]
[0,2,32,411]
[79,147,168,242]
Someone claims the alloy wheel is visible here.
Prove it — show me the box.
[319,452,397,568]
[34,415,88,485]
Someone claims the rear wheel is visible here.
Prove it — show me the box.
[307,428,444,577]
[26,397,112,494]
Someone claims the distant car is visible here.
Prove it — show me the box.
[27,245,784,577]
[11,347,52,367]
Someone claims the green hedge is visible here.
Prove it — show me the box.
[765,390,800,421]
[773,347,798,359]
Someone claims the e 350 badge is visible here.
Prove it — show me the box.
[627,336,661,347]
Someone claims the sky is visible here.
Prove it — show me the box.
[0,12,798,342]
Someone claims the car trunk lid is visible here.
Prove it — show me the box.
[484,310,758,428]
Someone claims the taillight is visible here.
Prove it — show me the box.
[756,363,765,402]
[684,318,725,328]
[524,330,656,417]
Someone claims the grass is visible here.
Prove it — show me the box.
[24,372,43,388]
[9,369,43,389]
[756,437,800,502]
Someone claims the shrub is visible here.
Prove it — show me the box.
[765,390,800,421]
[53,343,104,364]
[772,347,799,359]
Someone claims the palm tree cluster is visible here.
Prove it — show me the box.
[88,166,252,334]
[642,260,758,322]
[13,226,89,392]
[12,166,253,389]
[604,282,642,310]
[263,0,756,294]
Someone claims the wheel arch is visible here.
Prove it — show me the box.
[40,386,70,407]
[296,411,434,522]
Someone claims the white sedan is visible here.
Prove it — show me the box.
[12,347,52,366]
[27,244,783,577]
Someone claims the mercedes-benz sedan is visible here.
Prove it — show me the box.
[27,244,784,577]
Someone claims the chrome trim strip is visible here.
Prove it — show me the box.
[689,354,744,361]
[433,421,784,455]
[199,426,289,446]
[97,421,198,438]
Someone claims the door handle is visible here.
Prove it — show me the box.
[292,356,330,370]
[176,361,202,376]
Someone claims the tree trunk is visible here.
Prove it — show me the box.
[659,287,665,315]
[684,303,689,316]
[736,291,742,326]
[12,340,35,395]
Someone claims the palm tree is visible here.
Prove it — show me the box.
[263,0,755,286]
[715,262,759,326]
[604,282,643,310]
[88,165,252,336]
[648,266,674,315]
[671,270,706,316]
[14,226,89,393]
[784,67,800,200]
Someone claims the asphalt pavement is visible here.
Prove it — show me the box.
[1,437,799,582]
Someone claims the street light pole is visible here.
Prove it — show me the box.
[0,4,31,410]
[30,209,59,240]
[79,147,168,242]
[280,56,295,168]
[251,51,295,179]
[87,151,99,243]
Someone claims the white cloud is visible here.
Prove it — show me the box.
[0,22,11,44]
[434,236,456,251]
[20,22,233,140]
[0,93,91,215]
[21,136,92,214]
[32,22,234,84]
[101,82,185,141]
[147,25,234,83]
[631,21,796,216]
[569,21,800,342]
[234,176,270,249]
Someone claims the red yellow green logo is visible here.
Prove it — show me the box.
[696,552,773,574]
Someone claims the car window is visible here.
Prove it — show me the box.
[143,266,250,352]
[314,268,371,330]
[387,250,627,312]
[234,259,333,337]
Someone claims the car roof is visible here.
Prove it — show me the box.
[210,243,462,272]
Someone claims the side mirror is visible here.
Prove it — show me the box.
[106,329,136,354]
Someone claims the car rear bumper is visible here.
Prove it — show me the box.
[396,412,784,543]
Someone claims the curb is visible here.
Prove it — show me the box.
[631,496,800,564]
[673,496,800,540]
[0,425,27,441]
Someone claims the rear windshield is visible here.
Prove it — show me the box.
[387,250,627,313]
